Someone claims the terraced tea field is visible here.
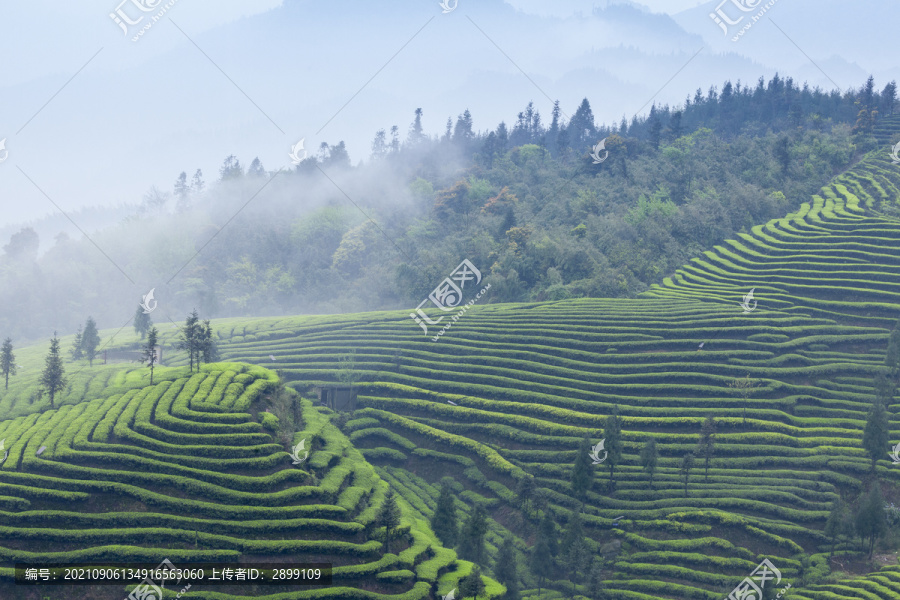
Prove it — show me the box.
[3,142,900,599]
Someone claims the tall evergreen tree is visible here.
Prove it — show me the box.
[529,530,553,598]
[134,304,152,340]
[82,317,101,367]
[603,407,623,491]
[460,564,486,600]
[571,434,594,499]
[69,325,84,361]
[698,416,716,482]
[198,320,217,366]
[862,399,889,472]
[408,108,425,145]
[0,338,16,390]
[190,169,205,196]
[178,310,201,372]
[174,171,190,211]
[40,333,67,409]
[538,510,558,559]
[142,326,159,385]
[514,476,535,517]
[823,497,854,558]
[458,505,488,565]
[247,157,266,177]
[639,438,658,489]
[377,490,401,555]
[882,81,898,116]
[855,485,887,557]
[586,559,606,600]
[431,479,459,547]
[680,451,695,498]
[493,534,519,600]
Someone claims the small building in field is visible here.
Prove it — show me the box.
[315,385,358,411]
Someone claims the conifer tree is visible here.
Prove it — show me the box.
[639,438,658,489]
[134,304,152,339]
[178,310,201,372]
[529,531,552,598]
[377,490,401,555]
[141,326,159,385]
[82,317,101,367]
[571,434,594,499]
[40,333,67,409]
[493,534,519,600]
[824,497,853,558]
[458,505,488,565]
[431,479,459,547]
[460,564,486,600]
[698,416,716,482]
[603,407,623,491]
[855,485,887,557]
[0,338,16,390]
[680,451,695,498]
[863,399,889,472]
[70,325,84,361]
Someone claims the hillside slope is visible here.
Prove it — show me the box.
[3,141,900,599]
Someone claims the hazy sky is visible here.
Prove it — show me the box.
[0,0,893,237]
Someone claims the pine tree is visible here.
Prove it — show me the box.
[493,534,519,600]
[538,510,557,559]
[40,333,67,409]
[558,509,583,557]
[586,559,606,600]
[377,490,401,555]
[698,416,716,482]
[862,399,889,472]
[529,530,553,598]
[0,338,16,390]
[639,439,658,489]
[460,564,486,600]
[198,320,217,366]
[603,407,623,491]
[70,325,84,361]
[824,497,853,558]
[134,304,152,340]
[142,326,159,385]
[680,451,695,498]
[190,169,205,197]
[431,479,459,547]
[82,317,101,367]
[571,434,594,499]
[855,485,887,557]
[408,108,425,145]
[247,157,266,177]
[458,505,488,565]
[514,476,535,516]
[174,171,190,211]
[178,310,201,372]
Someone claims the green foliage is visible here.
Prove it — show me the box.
[458,504,488,565]
[855,485,887,557]
[570,434,593,500]
[431,479,459,548]
[862,399,889,471]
